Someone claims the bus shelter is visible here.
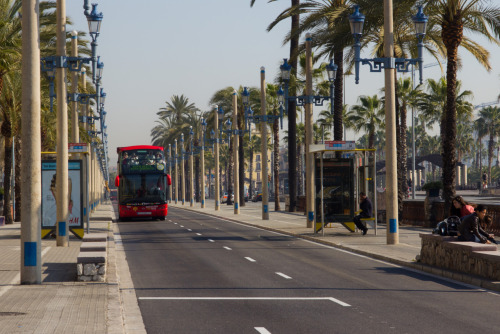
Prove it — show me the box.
[309,142,377,236]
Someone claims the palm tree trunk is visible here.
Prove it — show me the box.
[442,45,459,215]
[287,0,299,212]
[333,49,343,141]
[14,135,21,222]
[273,119,280,211]
[239,135,245,206]
[3,136,13,224]
[227,140,233,205]
[250,149,254,199]
[488,133,493,185]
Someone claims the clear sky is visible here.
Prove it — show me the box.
[66,1,500,164]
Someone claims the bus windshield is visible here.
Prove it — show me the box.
[118,174,167,205]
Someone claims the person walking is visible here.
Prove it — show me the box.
[353,192,372,235]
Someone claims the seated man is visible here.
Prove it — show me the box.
[458,204,492,244]
[353,192,372,235]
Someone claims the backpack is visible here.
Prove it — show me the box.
[433,216,461,236]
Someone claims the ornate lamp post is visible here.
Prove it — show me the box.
[174,139,178,204]
[189,126,195,207]
[280,35,337,228]
[349,4,428,244]
[180,134,186,205]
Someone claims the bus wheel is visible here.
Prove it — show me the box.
[160,216,166,221]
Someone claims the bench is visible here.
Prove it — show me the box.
[419,234,500,281]
[76,233,108,282]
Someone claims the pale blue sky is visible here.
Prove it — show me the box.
[66,1,500,164]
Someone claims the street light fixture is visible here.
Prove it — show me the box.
[349,5,428,84]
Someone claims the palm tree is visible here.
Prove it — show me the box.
[158,94,199,126]
[426,0,500,212]
[251,0,300,212]
[346,95,385,149]
[478,106,500,185]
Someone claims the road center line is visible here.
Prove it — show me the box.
[223,246,232,250]
[275,272,292,279]
[138,296,350,306]
[255,327,271,334]
[245,257,256,262]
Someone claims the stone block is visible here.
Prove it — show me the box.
[84,263,97,276]
[78,275,92,282]
[98,265,106,275]
[92,275,105,282]
[83,233,108,242]
[77,263,83,276]
[77,251,106,264]
[80,242,107,252]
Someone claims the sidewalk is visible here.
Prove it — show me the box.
[0,202,144,334]
[170,198,500,292]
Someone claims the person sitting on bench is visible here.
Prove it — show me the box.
[354,192,372,235]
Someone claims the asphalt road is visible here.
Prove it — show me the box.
[116,206,500,334]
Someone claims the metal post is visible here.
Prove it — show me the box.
[174,140,178,204]
[233,90,240,214]
[260,67,269,220]
[168,144,172,203]
[305,34,315,228]
[189,135,194,207]
[71,31,79,144]
[200,132,205,208]
[384,0,399,244]
[56,0,69,246]
[181,138,185,205]
[320,152,324,236]
[21,0,42,284]
[215,106,220,211]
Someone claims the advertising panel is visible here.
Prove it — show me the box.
[41,160,83,231]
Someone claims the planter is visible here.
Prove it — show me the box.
[428,188,440,197]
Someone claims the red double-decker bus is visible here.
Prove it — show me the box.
[115,145,171,221]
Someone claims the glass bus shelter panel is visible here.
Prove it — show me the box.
[315,158,355,222]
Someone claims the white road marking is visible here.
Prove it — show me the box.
[138,296,350,306]
[187,229,192,231]
[208,239,214,242]
[180,225,184,228]
[223,246,232,250]
[275,272,292,279]
[255,327,272,334]
[196,233,202,236]
[245,257,256,262]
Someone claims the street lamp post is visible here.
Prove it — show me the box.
[168,144,172,203]
[55,0,69,246]
[349,4,428,244]
[174,140,178,204]
[214,106,220,211]
[21,0,42,283]
[200,118,207,208]
[232,90,240,214]
[280,37,337,228]
[189,126,195,207]
[180,133,186,205]
[260,67,269,220]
